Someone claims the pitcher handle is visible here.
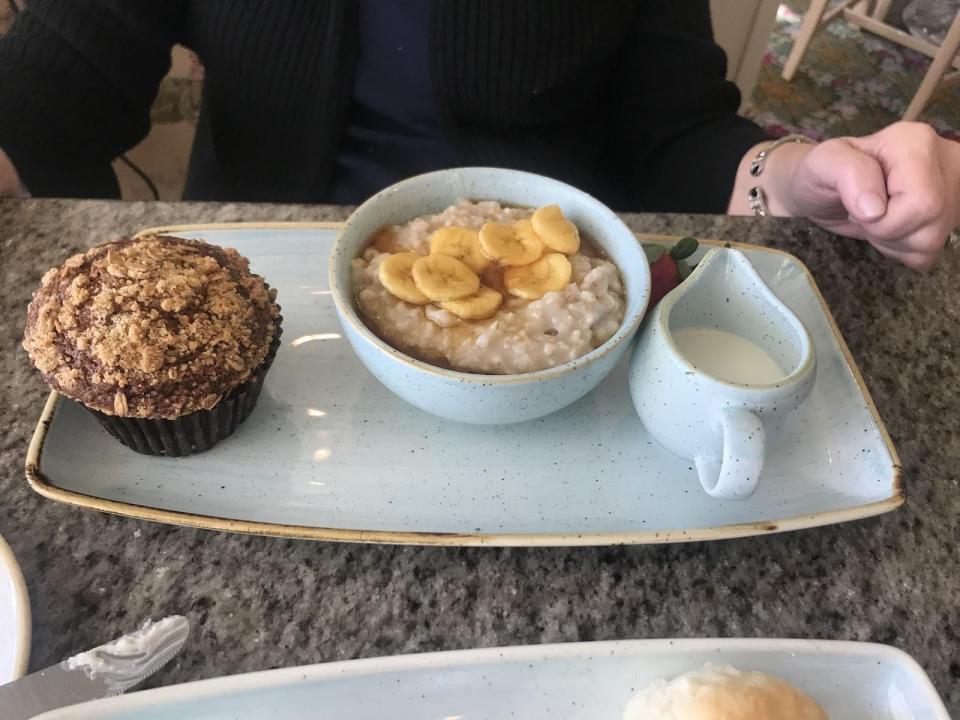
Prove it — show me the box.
[693,407,766,500]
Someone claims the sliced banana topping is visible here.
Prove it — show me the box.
[531,205,580,255]
[503,252,573,300]
[376,207,585,320]
[377,252,431,305]
[411,254,480,302]
[429,226,490,273]
[440,285,504,321]
[479,221,544,266]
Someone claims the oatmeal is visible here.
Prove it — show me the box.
[352,200,626,374]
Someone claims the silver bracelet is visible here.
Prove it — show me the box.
[748,134,817,216]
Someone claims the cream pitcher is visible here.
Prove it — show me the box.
[629,248,816,500]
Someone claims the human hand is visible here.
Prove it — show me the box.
[784,122,959,270]
[0,147,28,197]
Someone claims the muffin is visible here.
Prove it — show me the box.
[23,235,282,456]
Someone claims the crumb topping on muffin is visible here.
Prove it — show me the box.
[23,235,279,419]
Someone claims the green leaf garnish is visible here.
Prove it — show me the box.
[677,260,693,280]
[670,236,698,261]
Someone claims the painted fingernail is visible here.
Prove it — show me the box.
[857,192,886,219]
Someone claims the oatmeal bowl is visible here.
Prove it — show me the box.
[329,167,650,424]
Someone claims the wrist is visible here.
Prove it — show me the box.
[729,137,815,217]
[759,141,815,217]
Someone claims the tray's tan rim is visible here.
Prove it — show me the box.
[0,532,30,678]
[25,223,902,546]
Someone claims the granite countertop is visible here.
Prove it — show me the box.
[1,198,958,712]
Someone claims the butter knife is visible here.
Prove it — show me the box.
[0,615,189,720]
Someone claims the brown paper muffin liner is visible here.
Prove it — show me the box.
[86,315,283,457]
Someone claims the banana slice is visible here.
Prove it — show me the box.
[503,252,573,300]
[440,285,503,321]
[411,254,480,302]
[531,205,580,255]
[479,221,544,266]
[377,252,430,305]
[429,226,490,273]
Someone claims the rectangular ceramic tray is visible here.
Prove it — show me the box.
[26,224,901,546]
[35,639,949,719]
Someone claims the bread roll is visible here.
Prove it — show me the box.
[623,664,827,720]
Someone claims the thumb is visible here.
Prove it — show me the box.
[807,138,889,223]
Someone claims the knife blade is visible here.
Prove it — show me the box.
[0,615,189,720]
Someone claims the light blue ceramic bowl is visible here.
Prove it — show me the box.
[329,167,650,424]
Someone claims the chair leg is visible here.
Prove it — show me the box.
[782,0,832,81]
[871,0,894,21]
[903,11,960,121]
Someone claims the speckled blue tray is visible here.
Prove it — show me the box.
[33,639,949,719]
[26,224,900,546]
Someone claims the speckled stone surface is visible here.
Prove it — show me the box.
[1,198,958,711]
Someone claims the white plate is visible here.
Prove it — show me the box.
[33,639,950,719]
[26,224,900,546]
[0,532,30,683]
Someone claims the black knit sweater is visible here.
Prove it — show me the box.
[0,0,769,212]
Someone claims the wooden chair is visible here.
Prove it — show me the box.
[782,0,960,120]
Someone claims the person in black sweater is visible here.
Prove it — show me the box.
[0,0,956,268]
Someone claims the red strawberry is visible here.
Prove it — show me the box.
[645,236,699,307]
[648,251,679,307]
